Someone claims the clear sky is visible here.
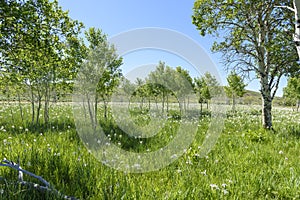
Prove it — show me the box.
[58,0,287,96]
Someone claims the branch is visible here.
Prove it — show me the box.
[271,73,283,100]
[274,6,295,12]
[0,159,78,200]
[0,159,50,187]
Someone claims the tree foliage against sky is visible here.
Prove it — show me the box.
[192,0,299,128]
[224,71,247,111]
[0,0,83,124]
[284,77,300,111]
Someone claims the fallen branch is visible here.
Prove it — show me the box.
[0,159,50,187]
[0,158,78,200]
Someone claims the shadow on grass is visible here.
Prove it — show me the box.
[287,125,300,138]
[0,118,75,135]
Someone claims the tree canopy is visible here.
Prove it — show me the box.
[192,0,299,129]
[224,71,247,110]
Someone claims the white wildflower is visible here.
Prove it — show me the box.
[279,150,283,154]
[210,184,219,190]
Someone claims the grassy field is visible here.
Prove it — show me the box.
[0,103,299,199]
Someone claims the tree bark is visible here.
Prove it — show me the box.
[17,93,24,123]
[44,86,50,124]
[30,87,35,124]
[232,94,236,111]
[294,0,300,60]
[261,78,273,129]
[200,102,203,113]
[166,94,169,113]
[94,94,98,126]
[104,101,108,119]
[87,94,95,130]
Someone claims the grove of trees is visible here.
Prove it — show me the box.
[1,0,84,125]
[0,0,298,130]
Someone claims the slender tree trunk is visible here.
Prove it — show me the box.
[162,92,165,113]
[94,94,98,126]
[30,88,35,124]
[17,93,24,123]
[36,97,41,125]
[148,97,151,110]
[166,95,169,113]
[44,86,50,124]
[104,101,108,119]
[87,94,95,130]
[232,95,236,111]
[200,102,203,113]
[297,99,300,112]
[294,0,300,60]
[82,97,87,120]
[36,87,43,125]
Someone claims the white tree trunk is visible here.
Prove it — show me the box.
[294,0,300,59]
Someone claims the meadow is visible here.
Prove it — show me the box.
[0,102,299,199]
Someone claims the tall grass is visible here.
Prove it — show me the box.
[0,103,299,199]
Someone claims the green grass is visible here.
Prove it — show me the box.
[0,103,299,199]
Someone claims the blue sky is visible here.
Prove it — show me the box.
[58,0,287,96]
